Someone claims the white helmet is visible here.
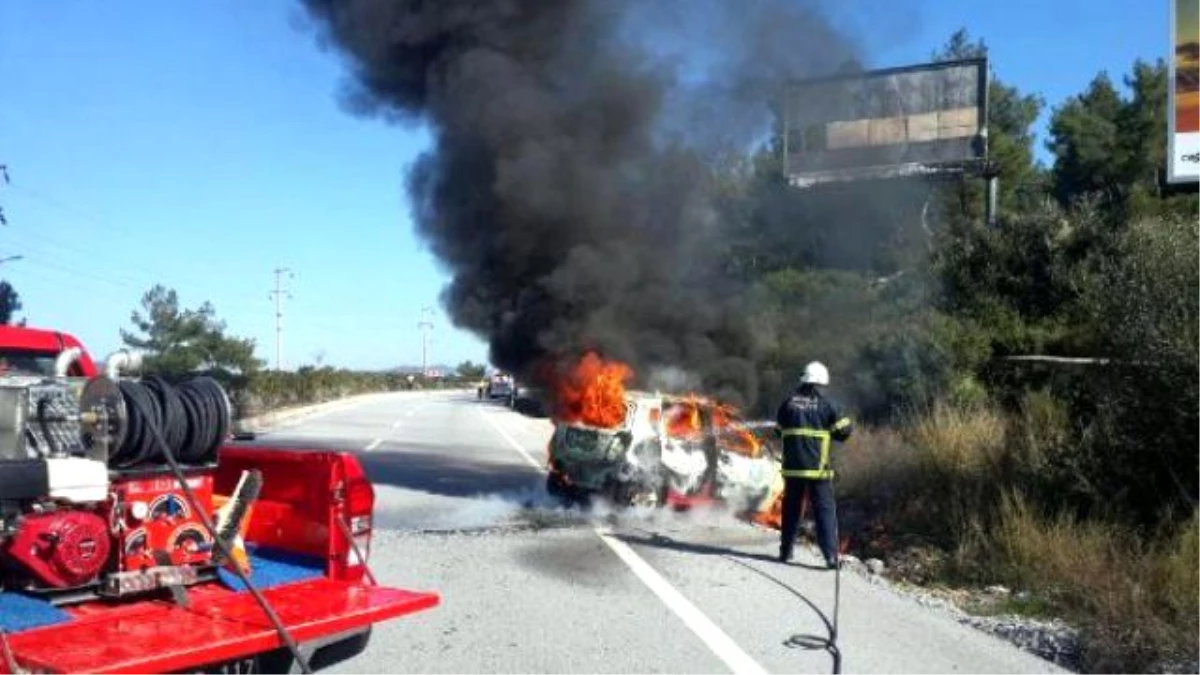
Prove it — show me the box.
[800,361,830,386]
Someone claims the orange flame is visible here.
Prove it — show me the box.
[753,491,784,529]
[553,352,632,428]
[714,404,761,458]
[665,398,703,438]
[663,397,761,457]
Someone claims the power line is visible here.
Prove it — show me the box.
[1,182,274,299]
[3,223,128,262]
[268,267,294,371]
[0,205,248,292]
[5,234,267,317]
[4,182,142,240]
[19,255,139,289]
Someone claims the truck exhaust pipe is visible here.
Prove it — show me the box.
[103,349,143,379]
[54,346,84,377]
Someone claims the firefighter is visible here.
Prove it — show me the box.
[776,361,853,568]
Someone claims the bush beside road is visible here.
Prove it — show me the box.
[836,402,1199,673]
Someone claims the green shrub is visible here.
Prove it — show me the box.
[232,367,409,417]
[1073,215,1199,525]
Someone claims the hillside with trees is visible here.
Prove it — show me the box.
[725,30,1197,672]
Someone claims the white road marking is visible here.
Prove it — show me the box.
[364,438,383,452]
[480,406,766,674]
[476,407,544,470]
[384,402,427,431]
[595,528,769,675]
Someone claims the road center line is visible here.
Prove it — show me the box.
[476,407,544,470]
[479,406,766,674]
[595,528,768,675]
[364,438,383,452]
[385,402,427,431]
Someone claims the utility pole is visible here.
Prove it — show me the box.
[418,306,434,376]
[268,268,293,371]
[1,163,10,226]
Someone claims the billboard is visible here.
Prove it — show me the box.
[1169,0,1199,183]
[780,58,988,186]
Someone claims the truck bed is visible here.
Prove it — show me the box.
[3,577,438,674]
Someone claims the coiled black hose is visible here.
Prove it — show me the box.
[177,377,229,464]
[113,380,162,467]
[109,376,231,468]
[143,376,186,457]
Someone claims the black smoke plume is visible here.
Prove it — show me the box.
[302,0,859,408]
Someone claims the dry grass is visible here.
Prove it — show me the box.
[991,495,1199,672]
[837,425,911,502]
[836,399,1199,672]
[839,401,1012,549]
[992,494,1124,592]
[908,400,1008,474]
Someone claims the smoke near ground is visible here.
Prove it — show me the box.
[373,483,763,534]
[301,0,861,409]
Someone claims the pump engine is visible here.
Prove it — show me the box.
[0,366,231,600]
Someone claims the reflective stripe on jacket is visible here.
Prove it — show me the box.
[776,385,853,480]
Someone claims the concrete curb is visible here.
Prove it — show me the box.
[232,388,473,434]
[233,391,397,433]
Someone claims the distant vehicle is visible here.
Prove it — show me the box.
[480,373,514,401]
[508,383,549,416]
[546,391,782,516]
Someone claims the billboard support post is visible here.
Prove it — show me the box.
[986,175,999,228]
[982,61,997,227]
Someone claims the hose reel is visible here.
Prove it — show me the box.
[79,375,231,468]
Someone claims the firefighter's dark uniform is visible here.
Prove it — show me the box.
[776,384,853,566]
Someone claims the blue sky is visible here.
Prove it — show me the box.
[0,1,1169,371]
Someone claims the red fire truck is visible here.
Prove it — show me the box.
[0,325,439,673]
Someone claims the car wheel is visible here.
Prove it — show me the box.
[546,471,567,498]
[546,472,591,508]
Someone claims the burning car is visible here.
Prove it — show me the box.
[545,390,665,505]
[544,354,783,521]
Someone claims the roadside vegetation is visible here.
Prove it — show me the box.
[119,284,481,418]
[721,32,1197,673]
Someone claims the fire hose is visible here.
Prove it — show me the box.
[777,478,844,672]
[124,385,314,674]
[726,557,841,674]
[634,507,845,674]
[782,556,841,670]
[724,480,844,674]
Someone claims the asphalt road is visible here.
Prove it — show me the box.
[251,391,1064,674]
